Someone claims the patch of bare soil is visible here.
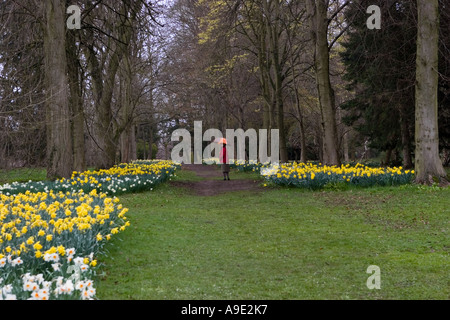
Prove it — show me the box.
[170,164,263,196]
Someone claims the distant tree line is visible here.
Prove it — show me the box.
[0,0,447,184]
[0,0,165,177]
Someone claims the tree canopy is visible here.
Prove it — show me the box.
[0,0,448,183]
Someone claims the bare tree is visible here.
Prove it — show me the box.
[43,0,73,178]
[415,0,447,184]
[306,0,346,166]
[0,1,47,169]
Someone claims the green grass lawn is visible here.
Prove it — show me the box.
[0,167,47,184]
[96,168,450,300]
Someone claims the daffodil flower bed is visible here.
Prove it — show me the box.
[68,160,180,195]
[0,160,180,300]
[262,162,415,190]
[0,160,180,196]
[0,189,129,300]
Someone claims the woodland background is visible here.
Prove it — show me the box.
[0,0,448,182]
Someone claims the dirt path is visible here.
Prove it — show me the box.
[170,164,264,196]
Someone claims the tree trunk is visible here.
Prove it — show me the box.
[265,0,288,163]
[296,104,307,163]
[43,0,73,179]
[384,148,392,166]
[258,11,273,133]
[398,104,413,169]
[307,0,341,166]
[83,2,141,169]
[67,28,86,173]
[120,124,137,163]
[148,125,154,160]
[271,34,288,162]
[119,47,137,163]
[287,6,307,163]
[415,0,447,184]
[343,131,350,163]
[148,87,155,160]
[97,43,123,168]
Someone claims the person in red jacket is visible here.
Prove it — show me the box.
[219,139,230,180]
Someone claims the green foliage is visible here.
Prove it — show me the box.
[137,141,158,160]
[323,181,350,191]
[231,161,269,173]
[341,0,450,156]
[340,0,416,152]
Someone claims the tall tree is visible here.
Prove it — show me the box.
[66,16,86,173]
[0,1,47,169]
[81,0,148,168]
[306,0,342,166]
[414,0,447,184]
[43,0,73,178]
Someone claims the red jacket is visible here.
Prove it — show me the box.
[219,146,228,164]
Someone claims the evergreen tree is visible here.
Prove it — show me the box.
[341,0,449,170]
[340,0,416,167]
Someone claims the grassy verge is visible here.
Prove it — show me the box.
[0,167,47,184]
[96,169,449,300]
